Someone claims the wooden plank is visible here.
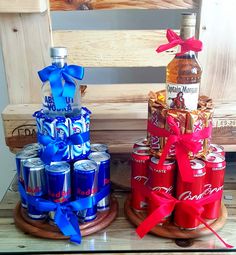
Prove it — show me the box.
[2,100,236,152]
[0,12,52,104]
[50,0,199,11]
[199,0,236,101]
[53,30,177,67]
[0,0,48,13]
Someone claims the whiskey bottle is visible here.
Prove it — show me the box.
[166,13,202,110]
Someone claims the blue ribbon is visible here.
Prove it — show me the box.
[38,131,90,164]
[18,182,110,244]
[38,64,84,109]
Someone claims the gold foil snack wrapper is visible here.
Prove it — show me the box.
[148,91,213,158]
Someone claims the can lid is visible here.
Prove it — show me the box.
[91,143,108,152]
[23,158,44,169]
[209,144,224,153]
[50,47,67,58]
[133,146,150,156]
[134,137,149,146]
[46,162,70,173]
[74,159,97,171]
[205,153,225,163]
[190,159,205,169]
[16,149,38,159]
[88,152,110,163]
[151,156,175,165]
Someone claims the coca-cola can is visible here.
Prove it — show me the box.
[209,144,225,157]
[133,137,150,148]
[147,157,176,223]
[174,159,206,230]
[131,146,151,212]
[202,153,226,219]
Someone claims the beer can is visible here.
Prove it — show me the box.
[70,115,85,160]
[42,117,55,137]
[23,143,42,156]
[90,144,109,153]
[147,157,176,223]
[82,107,91,155]
[88,152,110,211]
[55,117,70,161]
[15,150,38,208]
[202,153,226,219]
[174,159,206,230]
[23,158,47,220]
[209,144,225,157]
[33,110,44,134]
[73,160,98,222]
[133,137,149,148]
[131,147,150,212]
[45,162,71,203]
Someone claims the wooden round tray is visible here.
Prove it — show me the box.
[125,195,227,239]
[14,196,118,240]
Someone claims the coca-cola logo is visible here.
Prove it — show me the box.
[153,186,173,194]
[134,176,148,184]
[178,191,205,201]
[203,184,224,196]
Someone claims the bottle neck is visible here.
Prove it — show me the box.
[180,26,195,40]
[52,57,67,68]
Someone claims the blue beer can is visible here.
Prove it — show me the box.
[90,144,109,153]
[88,152,110,211]
[70,115,85,160]
[33,110,44,134]
[45,162,71,203]
[23,158,47,220]
[42,116,55,137]
[55,117,70,161]
[23,143,42,156]
[73,159,98,222]
[82,107,91,155]
[15,150,38,208]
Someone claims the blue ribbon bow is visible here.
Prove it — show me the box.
[18,182,110,244]
[38,131,90,164]
[38,64,84,109]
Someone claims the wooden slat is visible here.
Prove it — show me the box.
[50,0,199,11]
[199,0,236,101]
[2,100,236,152]
[0,0,48,13]
[0,12,52,104]
[53,30,177,67]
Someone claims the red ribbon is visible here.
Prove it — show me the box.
[148,116,212,183]
[156,29,202,56]
[135,184,233,248]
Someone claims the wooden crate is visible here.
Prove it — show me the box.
[1,0,236,153]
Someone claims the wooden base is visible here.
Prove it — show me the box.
[14,197,118,240]
[125,195,227,239]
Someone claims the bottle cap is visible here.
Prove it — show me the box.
[181,13,196,27]
[50,47,67,58]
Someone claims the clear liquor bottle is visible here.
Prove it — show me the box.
[166,13,202,111]
[41,47,81,117]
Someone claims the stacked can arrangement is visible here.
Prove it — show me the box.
[131,137,226,230]
[34,107,91,161]
[15,143,111,223]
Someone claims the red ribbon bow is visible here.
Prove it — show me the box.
[135,184,233,248]
[156,29,202,56]
[148,116,212,183]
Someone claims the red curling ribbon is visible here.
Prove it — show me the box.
[156,29,203,56]
[147,116,212,183]
[135,187,233,249]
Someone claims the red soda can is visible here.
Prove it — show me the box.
[147,157,176,223]
[174,159,206,230]
[131,146,150,212]
[133,137,149,148]
[202,153,225,219]
[209,144,225,157]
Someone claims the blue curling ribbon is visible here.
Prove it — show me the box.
[18,182,110,244]
[38,64,84,109]
[38,131,90,164]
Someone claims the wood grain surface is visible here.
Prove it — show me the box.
[0,0,48,13]
[53,30,177,67]
[49,0,199,11]
[0,174,235,253]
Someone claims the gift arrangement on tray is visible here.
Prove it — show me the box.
[14,47,117,244]
[127,13,233,248]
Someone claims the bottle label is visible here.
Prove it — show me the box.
[43,95,73,112]
[166,83,199,110]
